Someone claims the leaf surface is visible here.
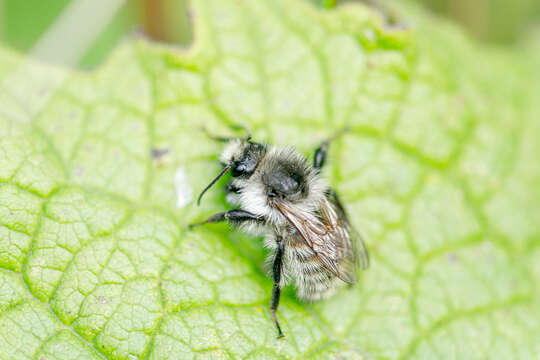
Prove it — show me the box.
[1,0,540,359]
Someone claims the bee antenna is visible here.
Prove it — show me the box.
[197,164,232,206]
[229,123,251,141]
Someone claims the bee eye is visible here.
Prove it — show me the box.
[232,163,246,177]
[267,188,278,198]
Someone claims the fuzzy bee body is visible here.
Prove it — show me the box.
[192,134,369,337]
[280,224,346,301]
[261,196,357,301]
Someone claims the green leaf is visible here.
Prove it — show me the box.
[1,0,540,359]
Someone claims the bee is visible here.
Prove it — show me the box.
[190,128,369,338]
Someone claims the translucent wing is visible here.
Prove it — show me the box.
[326,189,370,273]
[275,190,369,285]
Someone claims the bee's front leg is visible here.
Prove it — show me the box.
[313,139,330,170]
[224,181,242,206]
[188,210,264,228]
[225,182,241,194]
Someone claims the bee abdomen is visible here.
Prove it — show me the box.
[296,273,341,301]
[292,243,314,262]
[300,262,328,276]
[289,244,342,301]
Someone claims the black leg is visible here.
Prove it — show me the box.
[326,188,346,214]
[271,237,285,338]
[189,209,263,228]
[225,182,241,194]
[313,127,350,169]
[313,140,330,169]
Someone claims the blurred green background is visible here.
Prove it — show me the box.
[1,0,539,69]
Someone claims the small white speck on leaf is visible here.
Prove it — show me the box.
[175,165,193,208]
[364,29,375,41]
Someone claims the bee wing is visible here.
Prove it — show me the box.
[275,192,369,285]
[325,190,370,272]
[317,193,369,283]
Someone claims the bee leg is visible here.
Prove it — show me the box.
[201,127,236,142]
[188,209,263,228]
[313,139,330,169]
[271,237,285,338]
[225,182,241,194]
[313,127,350,169]
[326,188,346,214]
[224,182,242,206]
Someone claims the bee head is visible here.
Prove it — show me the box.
[197,138,265,205]
[220,139,265,177]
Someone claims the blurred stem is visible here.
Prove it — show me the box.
[323,0,337,8]
[79,1,138,68]
[417,0,540,43]
[142,0,191,44]
[448,0,490,40]
[0,0,3,39]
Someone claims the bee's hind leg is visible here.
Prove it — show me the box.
[271,236,285,338]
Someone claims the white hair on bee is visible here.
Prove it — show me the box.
[219,138,247,164]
